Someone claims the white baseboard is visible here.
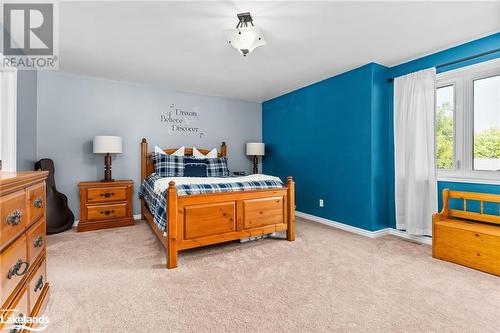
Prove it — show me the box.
[296,211,432,245]
[72,214,142,228]
[387,229,432,245]
[296,211,390,238]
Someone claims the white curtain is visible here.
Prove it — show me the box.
[0,57,18,171]
[394,68,437,236]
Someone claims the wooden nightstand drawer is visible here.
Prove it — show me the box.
[86,186,127,203]
[86,203,128,221]
[78,180,134,232]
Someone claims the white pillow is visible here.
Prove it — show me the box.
[155,145,185,156]
[192,147,217,159]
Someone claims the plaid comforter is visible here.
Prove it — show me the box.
[139,174,284,231]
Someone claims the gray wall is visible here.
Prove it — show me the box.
[37,71,262,217]
[17,70,38,171]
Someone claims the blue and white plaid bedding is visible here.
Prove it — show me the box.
[206,157,230,177]
[139,174,284,231]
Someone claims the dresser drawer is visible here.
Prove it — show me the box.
[0,285,29,331]
[27,183,46,225]
[27,218,46,264]
[86,203,127,221]
[1,235,29,308]
[86,186,127,203]
[0,190,27,248]
[28,256,47,314]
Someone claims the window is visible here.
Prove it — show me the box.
[436,85,455,170]
[436,58,500,182]
[473,75,500,171]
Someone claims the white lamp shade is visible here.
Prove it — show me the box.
[246,142,265,156]
[226,26,266,56]
[93,136,123,154]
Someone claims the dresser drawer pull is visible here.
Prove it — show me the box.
[9,313,24,333]
[34,275,44,292]
[7,260,29,279]
[100,192,115,198]
[33,197,44,208]
[100,210,115,216]
[34,235,44,248]
[6,210,22,225]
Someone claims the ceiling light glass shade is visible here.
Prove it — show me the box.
[226,27,266,56]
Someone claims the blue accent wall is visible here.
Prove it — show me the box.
[263,33,500,232]
[263,63,388,231]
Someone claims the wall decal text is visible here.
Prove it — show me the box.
[160,104,204,138]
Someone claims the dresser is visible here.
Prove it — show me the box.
[0,171,49,331]
[78,180,134,232]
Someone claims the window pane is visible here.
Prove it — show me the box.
[436,85,455,169]
[473,75,500,171]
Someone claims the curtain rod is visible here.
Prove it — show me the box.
[387,48,500,83]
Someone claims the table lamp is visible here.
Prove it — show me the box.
[246,142,265,174]
[93,136,122,182]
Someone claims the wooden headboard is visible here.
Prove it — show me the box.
[140,138,227,181]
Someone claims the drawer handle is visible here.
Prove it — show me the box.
[33,197,44,208]
[100,192,115,198]
[7,259,29,279]
[100,210,115,216]
[34,275,44,292]
[34,235,44,248]
[6,209,22,226]
[9,313,24,333]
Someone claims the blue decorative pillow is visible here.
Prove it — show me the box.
[206,157,230,177]
[184,158,207,177]
[154,153,184,177]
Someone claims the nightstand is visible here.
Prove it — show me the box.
[78,180,134,232]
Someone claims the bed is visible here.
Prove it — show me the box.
[139,138,295,269]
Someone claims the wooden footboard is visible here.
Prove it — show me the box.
[165,178,295,268]
[140,138,295,269]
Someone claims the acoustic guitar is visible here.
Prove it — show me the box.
[35,159,75,234]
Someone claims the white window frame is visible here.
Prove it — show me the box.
[436,58,500,185]
[0,53,17,172]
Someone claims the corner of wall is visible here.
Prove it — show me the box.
[369,63,391,231]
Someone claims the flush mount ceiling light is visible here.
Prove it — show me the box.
[226,12,266,56]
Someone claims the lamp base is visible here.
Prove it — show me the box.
[253,155,259,174]
[102,153,114,182]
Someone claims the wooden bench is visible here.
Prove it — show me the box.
[432,189,500,276]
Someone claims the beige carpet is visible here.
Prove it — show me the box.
[44,218,500,333]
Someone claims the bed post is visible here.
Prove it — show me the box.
[167,181,178,269]
[287,176,295,241]
[220,141,227,157]
[141,138,148,220]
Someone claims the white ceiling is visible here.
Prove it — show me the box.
[59,1,500,102]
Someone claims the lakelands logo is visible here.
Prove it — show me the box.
[1,309,49,332]
[2,1,59,69]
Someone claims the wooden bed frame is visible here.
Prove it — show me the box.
[140,138,295,269]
